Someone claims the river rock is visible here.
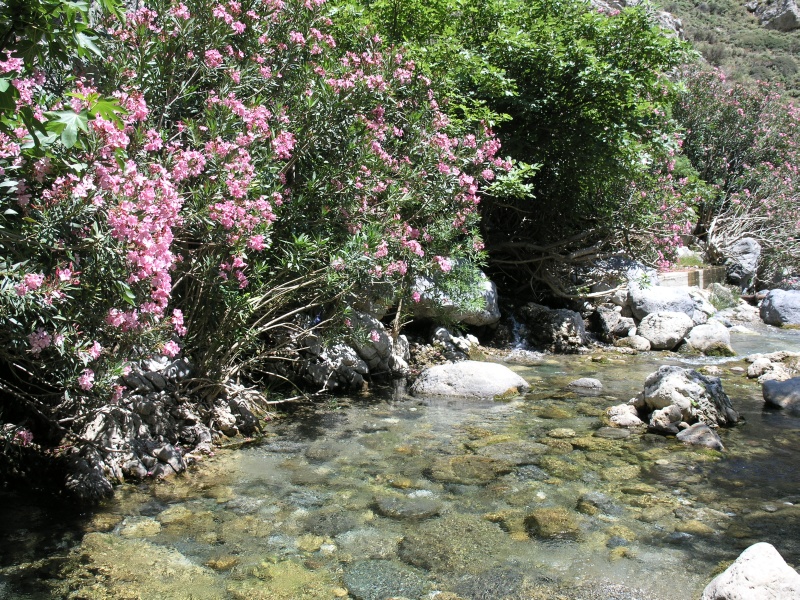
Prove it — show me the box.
[516,302,588,353]
[303,343,370,391]
[628,284,709,324]
[635,366,739,428]
[410,361,529,399]
[428,455,514,485]
[524,507,581,539]
[615,335,651,352]
[594,304,635,341]
[760,289,800,326]
[707,283,739,309]
[398,513,511,572]
[762,377,800,414]
[676,423,725,451]
[335,529,402,560]
[343,560,426,600]
[606,403,645,428]
[568,377,603,392]
[701,542,800,599]
[685,320,735,356]
[374,493,442,520]
[724,237,762,289]
[411,271,501,326]
[748,357,774,378]
[638,311,694,350]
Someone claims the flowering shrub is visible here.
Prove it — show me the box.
[0,0,503,436]
[671,69,800,281]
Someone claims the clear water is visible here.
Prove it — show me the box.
[1,327,799,600]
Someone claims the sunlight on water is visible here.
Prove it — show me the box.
[1,327,799,600]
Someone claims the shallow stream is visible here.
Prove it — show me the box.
[2,324,800,600]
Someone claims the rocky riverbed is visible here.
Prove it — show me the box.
[1,327,800,600]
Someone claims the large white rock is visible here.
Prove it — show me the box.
[685,320,735,356]
[760,289,800,326]
[702,542,800,600]
[636,365,739,427]
[762,377,800,415]
[638,311,694,350]
[411,272,501,326]
[628,284,710,324]
[410,361,530,399]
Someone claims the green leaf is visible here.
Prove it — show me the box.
[45,110,89,148]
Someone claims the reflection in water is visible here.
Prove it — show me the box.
[1,326,799,600]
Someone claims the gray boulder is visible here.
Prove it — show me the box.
[594,304,636,341]
[628,284,711,324]
[685,320,735,356]
[702,542,800,600]
[411,271,501,326]
[762,377,800,415]
[760,289,800,326]
[676,423,725,451]
[411,361,530,399]
[614,334,651,352]
[724,238,762,289]
[638,311,694,350]
[757,0,800,31]
[634,366,739,427]
[517,303,587,353]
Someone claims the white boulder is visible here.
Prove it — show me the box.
[702,542,800,600]
[685,320,735,356]
[638,311,694,350]
[636,366,739,427]
[411,361,530,399]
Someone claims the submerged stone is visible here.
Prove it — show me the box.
[428,455,514,485]
[398,514,510,573]
[374,493,442,520]
[343,560,426,600]
[524,507,582,539]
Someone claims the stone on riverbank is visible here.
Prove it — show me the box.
[516,302,588,353]
[676,423,725,451]
[760,289,800,326]
[628,283,712,324]
[701,542,800,600]
[411,271,501,326]
[685,320,736,356]
[410,361,530,399]
[637,366,739,428]
[762,377,800,415]
[637,311,694,350]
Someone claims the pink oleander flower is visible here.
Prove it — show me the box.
[78,369,95,391]
[433,256,453,272]
[369,329,380,343]
[172,309,187,336]
[204,49,224,68]
[15,272,45,296]
[162,340,181,357]
[411,291,422,303]
[14,429,33,446]
[28,328,52,355]
[87,341,103,360]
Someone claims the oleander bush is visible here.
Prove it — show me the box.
[0,0,502,449]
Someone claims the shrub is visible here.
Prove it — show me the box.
[0,0,502,444]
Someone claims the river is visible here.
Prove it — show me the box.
[1,324,799,599]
